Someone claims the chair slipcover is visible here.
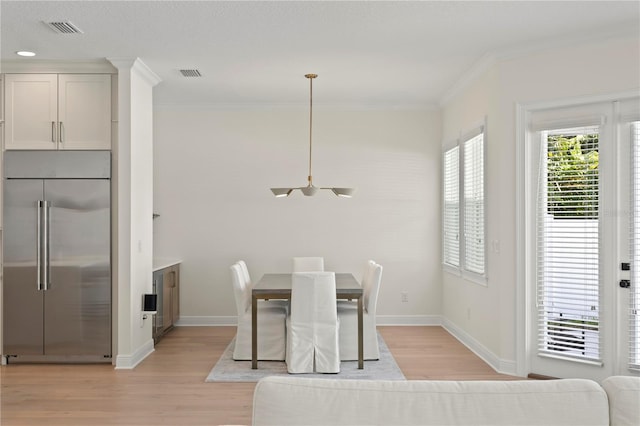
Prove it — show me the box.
[337,262,383,360]
[237,259,288,311]
[292,257,325,272]
[361,259,376,307]
[237,260,251,286]
[230,263,287,361]
[286,272,340,373]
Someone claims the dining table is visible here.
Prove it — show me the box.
[252,272,364,370]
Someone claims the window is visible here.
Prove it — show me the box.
[442,126,486,282]
[464,133,485,275]
[443,146,459,267]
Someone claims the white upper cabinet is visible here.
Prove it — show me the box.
[4,74,57,150]
[4,74,111,150]
[57,74,112,150]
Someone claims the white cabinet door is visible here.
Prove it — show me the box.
[58,74,111,150]
[4,74,111,150]
[4,74,58,150]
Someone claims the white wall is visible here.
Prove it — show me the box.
[153,106,442,323]
[440,34,640,373]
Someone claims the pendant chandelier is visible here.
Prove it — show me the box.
[270,74,355,198]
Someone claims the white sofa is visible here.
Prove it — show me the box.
[252,375,640,426]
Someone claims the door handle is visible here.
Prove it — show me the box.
[42,200,50,291]
[37,201,43,290]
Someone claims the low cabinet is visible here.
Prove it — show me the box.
[152,263,180,343]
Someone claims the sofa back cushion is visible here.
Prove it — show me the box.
[253,376,609,426]
[601,375,640,425]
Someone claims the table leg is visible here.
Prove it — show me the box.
[358,295,364,369]
[252,293,258,369]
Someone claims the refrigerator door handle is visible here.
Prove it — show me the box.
[42,200,50,291]
[37,200,43,290]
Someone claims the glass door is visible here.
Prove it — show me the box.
[618,103,640,374]
[526,100,617,380]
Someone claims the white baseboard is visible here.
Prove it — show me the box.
[176,315,441,327]
[176,316,237,326]
[441,317,519,377]
[115,338,155,369]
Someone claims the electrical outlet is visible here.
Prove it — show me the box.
[401,292,409,303]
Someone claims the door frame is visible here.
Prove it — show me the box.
[515,90,639,378]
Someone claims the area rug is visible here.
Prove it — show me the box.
[205,332,405,382]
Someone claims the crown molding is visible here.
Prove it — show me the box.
[107,57,162,87]
[439,26,639,107]
[0,59,116,74]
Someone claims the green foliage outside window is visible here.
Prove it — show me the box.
[547,133,599,218]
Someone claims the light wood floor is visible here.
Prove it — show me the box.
[0,326,519,425]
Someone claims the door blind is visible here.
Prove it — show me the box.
[443,146,460,267]
[630,122,640,371]
[536,126,601,363]
[463,133,485,274]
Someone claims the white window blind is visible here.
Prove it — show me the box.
[630,121,640,371]
[536,126,601,364]
[443,146,460,267]
[463,133,485,275]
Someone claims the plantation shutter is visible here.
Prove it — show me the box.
[536,126,602,364]
[463,132,485,275]
[443,146,460,267]
[630,121,640,371]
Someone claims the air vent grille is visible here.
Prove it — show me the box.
[45,21,84,34]
[180,69,202,77]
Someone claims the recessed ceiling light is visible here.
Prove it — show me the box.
[16,51,36,57]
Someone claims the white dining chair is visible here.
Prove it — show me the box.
[286,272,340,373]
[292,256,324,272]
[230,263,287,361]
[237,260,251,287]
[361,259,376,297]
[237,259,289,312]
[337,262,383,361]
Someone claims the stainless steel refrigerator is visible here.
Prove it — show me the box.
[3,151,111,363]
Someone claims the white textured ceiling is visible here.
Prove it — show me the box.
[1,1,639,107]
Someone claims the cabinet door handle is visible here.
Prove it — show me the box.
[51,121,56,143]
[59,121,64,143]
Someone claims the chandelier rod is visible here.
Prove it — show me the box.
[306,73,317,187]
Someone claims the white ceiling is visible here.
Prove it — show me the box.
[2,1,639,107]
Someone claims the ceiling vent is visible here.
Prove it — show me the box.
[44,21,84,34]
[180,69,202,77]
